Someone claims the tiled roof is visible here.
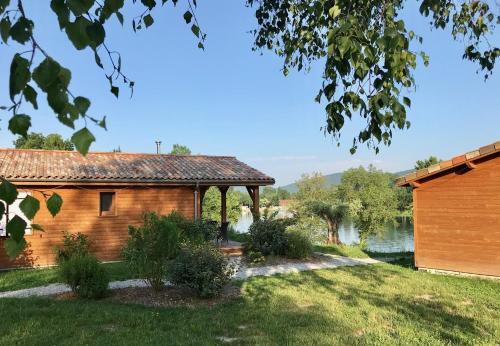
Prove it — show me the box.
[0,149,275,185]
[396,140,500,186]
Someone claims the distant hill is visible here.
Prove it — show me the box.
[280,169,413,193]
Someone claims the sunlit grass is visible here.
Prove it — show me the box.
[0,262,498,345]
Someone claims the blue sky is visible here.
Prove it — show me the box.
[0,1,499,186]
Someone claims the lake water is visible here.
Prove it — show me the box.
[234,210,414,253]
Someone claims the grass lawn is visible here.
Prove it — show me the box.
[0,260,498,345]
[0,262,132,292]
[314,244,413,259]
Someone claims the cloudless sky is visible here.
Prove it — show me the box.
[0,1,499,186]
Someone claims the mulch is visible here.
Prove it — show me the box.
[53,284,241,308]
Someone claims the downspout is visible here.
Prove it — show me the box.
[194,181,199,221]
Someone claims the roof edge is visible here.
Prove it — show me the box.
[9,178,275,186]
[396,140,500,187]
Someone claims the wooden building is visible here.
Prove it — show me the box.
[396,141,500,277]
[0,149,274,269]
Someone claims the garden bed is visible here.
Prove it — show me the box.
[53,284,241,308]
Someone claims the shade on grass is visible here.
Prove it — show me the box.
[0,261,498,345]
[0,262,132,292]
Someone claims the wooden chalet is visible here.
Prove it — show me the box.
[396,141,500,277]
[0,149,274,268]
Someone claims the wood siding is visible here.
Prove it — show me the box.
[0,185,195,269]
[414,153,500,276]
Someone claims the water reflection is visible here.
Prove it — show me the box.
[234,210,414,253]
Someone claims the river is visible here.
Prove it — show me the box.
[234,209,414,253]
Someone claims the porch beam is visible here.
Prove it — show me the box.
[246,186,260,221]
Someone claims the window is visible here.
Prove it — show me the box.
[100,192,116,216]
[1,192,33,237]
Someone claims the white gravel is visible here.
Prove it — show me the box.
[0,254,387,299]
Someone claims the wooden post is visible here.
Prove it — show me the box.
[218,186,228,224]
[199,186,209,219]
[246,186,260,221]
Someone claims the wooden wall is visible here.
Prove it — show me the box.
[414,153,500,276]
[0,185,195,269]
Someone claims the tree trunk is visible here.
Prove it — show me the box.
[326,220,341,245]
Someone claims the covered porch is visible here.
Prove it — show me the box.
[193,184,263,246]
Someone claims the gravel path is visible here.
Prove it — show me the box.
[0,254,387,299]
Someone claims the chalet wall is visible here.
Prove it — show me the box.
[414,153,500,276]
[0,185,195,269]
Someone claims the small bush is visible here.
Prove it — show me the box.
[246,249,265,264]
[170,243,235,298]
[59,255,109,298]
[285,230,313,259]
[122,212,180,291]
[248,218,288,256]
[55,231,90,264]
[164,211,218,243]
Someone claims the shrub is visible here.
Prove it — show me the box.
[55,231,90,264]
[59,255,109,298]
[184,219,219,243]
[164,211,218,243]
[170,243,235,298]
[122,212,180,291]
[285,230,313,259]
[248,218,288,256]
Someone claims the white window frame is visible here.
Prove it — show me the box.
[0,192,33,237]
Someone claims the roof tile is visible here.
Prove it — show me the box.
[452,155,466,165]
[0,149,275,185]
[465,150,480,160]
[479,144,495,155]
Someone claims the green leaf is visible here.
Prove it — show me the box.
[65,16,92,50]
[23,84,38,109]
[67,0,95,16]
[0,0,10,15]
[19,195,40,220]
[50,0,70,28]
[7,215,27,242]
[32,58,61,92]
[191,24,200,37]
[141,0,156,10]
[143,14,154,28]
[31,223,45,231]
[329,5,341,18]
[9,17,33,44]
[0,179,18,204]
[9,54,30,101]
[47,85,69,114]
[0,16,10,43]
[71,128,95,155]
[46,192,63,217]
[8,114,31,137]
[183,11,192,24]
[74,96,91,115]
[402,97,411,107]
[4,238,27,259]
[86,20,105,47]
[0,201,4,217]
[110,85,119,98]
[197,42,204,50]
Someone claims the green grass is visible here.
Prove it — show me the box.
[0,262,498,345]
[314,244,413,259]
[0,262,132,292]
